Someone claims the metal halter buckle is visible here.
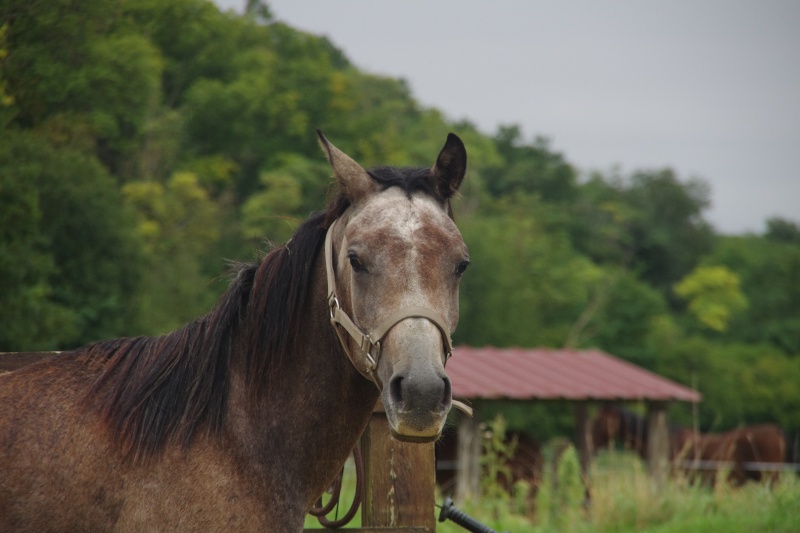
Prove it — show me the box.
[365,341,379,371]
[329,295,340,321]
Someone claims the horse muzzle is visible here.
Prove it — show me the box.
[379,339,452,442]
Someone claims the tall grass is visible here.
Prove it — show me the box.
[439,447,800,533]
[305,443,800,532]
[586,451,799,533]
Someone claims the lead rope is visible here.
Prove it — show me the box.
[308,445,364,529]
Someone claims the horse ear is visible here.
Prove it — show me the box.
[431,133,467,200]
[317,129,376,202]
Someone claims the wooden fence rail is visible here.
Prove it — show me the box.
[676,460,800,472]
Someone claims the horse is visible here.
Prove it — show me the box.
[591,405,785,486]
[678,424,786,486]
[0,131,470,532]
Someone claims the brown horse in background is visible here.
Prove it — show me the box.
[592,405,785,486]
[0,133,470,531]
[679,424,786,486]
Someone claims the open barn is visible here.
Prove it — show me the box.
[441,346,702,498]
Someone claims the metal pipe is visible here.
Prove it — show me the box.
[437,497,508,533]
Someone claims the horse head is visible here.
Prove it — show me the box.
[319,131,468,443]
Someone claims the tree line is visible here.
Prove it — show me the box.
[1,0,799,440]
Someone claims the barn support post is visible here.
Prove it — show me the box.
[646,401,669,491]
[573,402,593,482]
[360,402,436,531]
[454,413,481,502]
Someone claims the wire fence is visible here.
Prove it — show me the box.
[676,460,800,472]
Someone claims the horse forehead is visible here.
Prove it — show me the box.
[353,190,459,246]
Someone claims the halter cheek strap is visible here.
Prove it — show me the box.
[324,218,453,382]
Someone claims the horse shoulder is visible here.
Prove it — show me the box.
[113,442,295,531]
[1,357,296,531]
[0,356,125,530]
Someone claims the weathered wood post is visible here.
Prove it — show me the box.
[573,402,593,481]
[454,413,481,502]
[360,401,436,531]
[646,401,669,491]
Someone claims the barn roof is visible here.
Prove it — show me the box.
[448,346,701,403]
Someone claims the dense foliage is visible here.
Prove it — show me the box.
[1,0,798,440]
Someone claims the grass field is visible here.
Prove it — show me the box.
[438,448,800,533]
[308,448,800,532]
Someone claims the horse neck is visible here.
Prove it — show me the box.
[226,252,379,505]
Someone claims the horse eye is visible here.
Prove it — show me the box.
[455,260,470,276]
[348,252,366,273]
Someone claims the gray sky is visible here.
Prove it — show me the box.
[216,1,800,234]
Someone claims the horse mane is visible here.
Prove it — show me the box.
[80,166,438,461]
[368,166,445,202]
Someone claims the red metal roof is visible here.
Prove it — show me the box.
[448,346,702,403]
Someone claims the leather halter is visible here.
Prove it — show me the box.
[324,218,453,384]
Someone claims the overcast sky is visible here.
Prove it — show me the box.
[215,1,799,234]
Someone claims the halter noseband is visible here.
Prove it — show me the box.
[324,218,453,384]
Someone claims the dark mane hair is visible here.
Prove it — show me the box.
[368,166,446,203]
[82,200,344,460]
[80,166,441,461]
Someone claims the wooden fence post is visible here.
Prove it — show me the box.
[454,414,481,502]
[360,402,436,531]
[573,402,593,481]
[646,401,669,491]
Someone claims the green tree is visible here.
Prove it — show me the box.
[706,236,800,354]
[765,216,800,245]
[181,50,309,197]
[578,271,671,367]
[0,23,14,125]
[674,265,748,332]
[571,169,715,298]
[241,153,330,246]
[657,338,799,432]
[569,172,638,266]
[121,0,246,107]
[740,350,800,430]
[0,138,74,350]
[0,130,142,349]
[483,125,578,203]
[456,197,600,348]
[244,0,273,23]
[122,171,223,333]
[624,169,715,294]
[2,0,163,170]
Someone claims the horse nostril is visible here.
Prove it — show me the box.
[388,373,450,413]
[442,376,452,407]
[390,375,404,406]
